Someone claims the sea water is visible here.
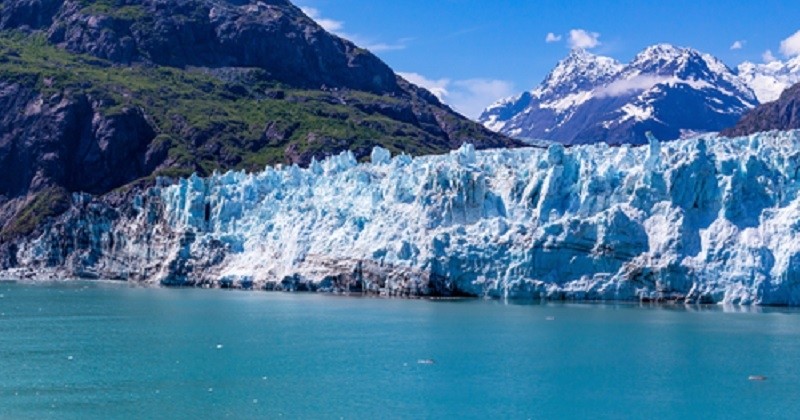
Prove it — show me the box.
[1,281,799,419]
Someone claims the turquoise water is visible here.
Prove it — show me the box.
[1,282,800,419]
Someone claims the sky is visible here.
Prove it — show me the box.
[297,0,800,119]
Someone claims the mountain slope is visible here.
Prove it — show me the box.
[0,0,518,239]
[482,48,622,135]
[738,56,800,103]
[722,82,800,137]
[480,44,758,145]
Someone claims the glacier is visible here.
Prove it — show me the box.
[5,130,800,305]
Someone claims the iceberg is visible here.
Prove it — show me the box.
[6,130,800,305]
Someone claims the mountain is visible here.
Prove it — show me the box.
[6,131,800,305]
[738,56,800,103]
[481,48,622,135]
[0,0,518,239]
[722,82,800,137]
[480,44,758,145]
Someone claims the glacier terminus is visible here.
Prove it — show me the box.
[5,131,800,305]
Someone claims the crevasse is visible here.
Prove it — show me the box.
[9,130,800,304]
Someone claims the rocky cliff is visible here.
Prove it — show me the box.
[722,83,800,137]
[0,0,518,239]
[5,0,399,93]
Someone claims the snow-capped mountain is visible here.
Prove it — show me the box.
[738,56,800,103]
[482,49,622,133]
[480,44,758,145]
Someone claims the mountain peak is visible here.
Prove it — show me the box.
[3,0,401,94]
[479,43,757,145]
[629,44,700,70]
[737,56,800,102]
[640,43,689,55]
[624,43,751,101]
[539,48,622,96]
[564,47,593,61]
[560,47,617,66]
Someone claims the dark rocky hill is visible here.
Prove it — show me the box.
[0,0,519,239]
[722,83,800,137]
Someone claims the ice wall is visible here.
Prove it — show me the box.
[8,131,800,304]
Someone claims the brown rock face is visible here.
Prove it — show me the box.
[722,83,800,137]
[0,0,520,240]
[0,83,158,198]
[5,0,400,95]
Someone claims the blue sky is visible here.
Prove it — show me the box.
[298,0,800,118]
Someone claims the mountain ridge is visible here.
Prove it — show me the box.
[0,0,519,240]
[480,44,758,145]
[722,82,800,137]
[737,56,800,103]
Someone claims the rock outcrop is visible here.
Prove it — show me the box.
[722,83,800,137]
[0,83,159,197]
[31,0,400,94]
[0,0,518,239]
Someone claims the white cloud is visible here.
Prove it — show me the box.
[399,73,515,119]
[300,6,408,52]
[595,75,671,98]
[568,29,601,49]
[763,49,778,63]
[449,79,516,119]
[300,7,344,34]
[730,40,745,50]
[545,32,562,43]
[779,30,800,57]
[360,40,409,53]
[398,72,450,101]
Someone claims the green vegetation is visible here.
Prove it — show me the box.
[78,0,147,20]
[1,188,71,239]
[0,33,446,178]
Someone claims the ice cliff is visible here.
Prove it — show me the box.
[5,130,800,305]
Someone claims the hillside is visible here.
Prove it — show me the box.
[0,0,518,239]
[722,82,800,137]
